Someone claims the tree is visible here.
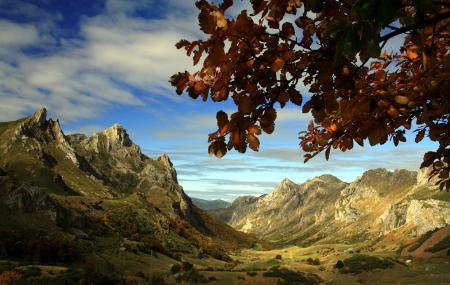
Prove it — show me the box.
[170,0,450,189]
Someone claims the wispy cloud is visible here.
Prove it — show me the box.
[0,0,199,122]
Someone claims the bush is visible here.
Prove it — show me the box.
[339,255,394,274]
[170,264,182,274]
[263,267,322,285]
[306,257,320,265]
[275,254,282,260]
[181,262,193,271]
[334,260,345,269]
[175,270,210,284]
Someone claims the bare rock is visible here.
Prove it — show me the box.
[158,153,178,183]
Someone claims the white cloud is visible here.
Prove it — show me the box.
[0,1,200,122]
[0,20,39,47]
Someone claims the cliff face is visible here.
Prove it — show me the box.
[335,169,417,223]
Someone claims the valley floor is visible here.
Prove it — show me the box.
[2,243,449,284]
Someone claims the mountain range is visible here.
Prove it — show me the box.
[209,168,450,250]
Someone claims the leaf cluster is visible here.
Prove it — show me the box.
[171,0,450,189]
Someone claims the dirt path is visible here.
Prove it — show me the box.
[402,226,450,258]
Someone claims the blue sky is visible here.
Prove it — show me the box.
[0,0,437,201]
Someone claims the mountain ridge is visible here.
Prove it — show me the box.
[209,167,450,250]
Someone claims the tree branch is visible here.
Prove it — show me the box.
[380,11,450,42]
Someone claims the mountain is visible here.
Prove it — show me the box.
[0,108,264,282]
[191,197,230,210]
[222,168,450,249]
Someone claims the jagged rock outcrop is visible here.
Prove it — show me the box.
[80,124,142,158]
[381,199,450,236]
[13,108,79,166]
[158,153,178,184]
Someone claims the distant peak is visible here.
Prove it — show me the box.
[280,178,296,186]
[101,124,131,146]
[315,174,341,183]
[158,153,173,166]
[111,123,124,130]
[158,153,178,183]
[30,107,47,127]
[274,178,297,192]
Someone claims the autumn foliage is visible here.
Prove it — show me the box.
[170,0,450,189]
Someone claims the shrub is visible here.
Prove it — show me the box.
[334,260,345,269]
[275,254,282,260]
[170,264,182,274]
[181,262,193,271]
[339,255,394,274]
[306,257,320,265]
[175,270,209,284]
[263,267,322,285]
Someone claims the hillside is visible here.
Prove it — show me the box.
[0,108,264,283]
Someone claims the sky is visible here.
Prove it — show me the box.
[0,0,438,201]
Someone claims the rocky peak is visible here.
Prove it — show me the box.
[15,108,48,137]
[157,153,178,183]
[416,166,439,186]
[279,178,296,188]
[102,124,132,147]
[84,124,141,157]
[30,107,47,128]
[13,108,79,166]
[358,168,417,188]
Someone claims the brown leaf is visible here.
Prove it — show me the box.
[248,133,260,151]
[415,129,425,143]
[213,11,228,29]
[198,8,215,34]
[238,96,254,114]
[248,124,262,135]
[325,146,331,161]
[217,110,229,129]
[394,96,409,105]
[272,57,285,72]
